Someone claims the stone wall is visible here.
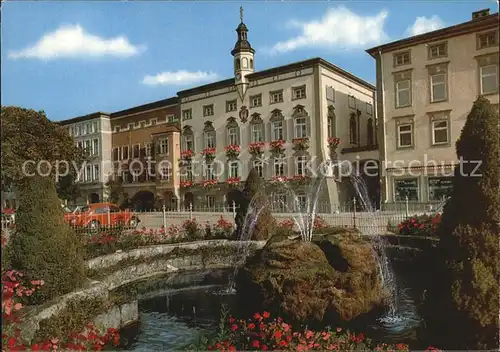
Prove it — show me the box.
[20,240,265,344]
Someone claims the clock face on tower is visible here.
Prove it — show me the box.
[235,73,241,80]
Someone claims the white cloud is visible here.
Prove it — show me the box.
[406,15,445,36]
[141,70,219,86]
[266,7,389,55]
[8,24,145,60]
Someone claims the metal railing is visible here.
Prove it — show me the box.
[2,199,444,237]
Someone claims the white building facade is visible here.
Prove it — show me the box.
[61,112,113,203]
[367,9,499,205]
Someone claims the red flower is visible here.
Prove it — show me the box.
[279,340,288,347]
[228,316,236,324]
[231,324,238,331]
[262,311,270,319]
[251,340,260,348]
[247,323,256,330]
[261,345,268,351]
[253,312,262,320]
[273,330,282,340]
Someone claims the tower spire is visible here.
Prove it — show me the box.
[240,6,244,23]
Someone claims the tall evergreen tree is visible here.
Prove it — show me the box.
[425,97,499,349]
[8,175,85,304]
[235,168,276,240]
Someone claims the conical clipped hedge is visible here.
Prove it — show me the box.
[425,97,499,349]
[8,175,85,304]
[236,168,276,240]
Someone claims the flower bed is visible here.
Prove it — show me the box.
[394,214,441,237]
[81,218,235,260]
[224,145,241,160]
[1,268,120,351]
[270,140,286,156]
[277,216,328,234]
[193,310,442,351]
[248,142,266,157]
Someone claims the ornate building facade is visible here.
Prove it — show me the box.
[176,13,378,211]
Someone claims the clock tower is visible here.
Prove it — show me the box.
[231,6,255,100]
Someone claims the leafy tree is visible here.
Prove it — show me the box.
[425,97,499,349]
[105,179,124,204]
[1,106,85,198]
[56,173,81,203]
[235,168,276,240]
[8,175,85,304]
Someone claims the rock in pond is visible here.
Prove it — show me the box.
[235,235,387,325]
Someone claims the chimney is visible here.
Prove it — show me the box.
[472,8,490,20]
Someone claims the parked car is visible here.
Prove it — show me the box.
[63,202,140,230]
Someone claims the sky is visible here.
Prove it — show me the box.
[1,0,498,121]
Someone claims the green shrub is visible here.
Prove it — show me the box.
[8,176,85,304]
[425,97,499,349]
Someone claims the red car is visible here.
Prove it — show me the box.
[63,202,140,229]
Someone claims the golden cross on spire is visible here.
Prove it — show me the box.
[240,6,244,23]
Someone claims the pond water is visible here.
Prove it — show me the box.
[120,266,428,351]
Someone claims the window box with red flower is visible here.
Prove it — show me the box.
[202,179,218,188]
[180,180,194,188]
[226,177,241,187]
[224,145,241,160]
[327,137,341,160]
[290,174,310,185]
[180,149,194,161]
[248,142,266,157]
[201,147,216,163]
[269,140,286,156]
[292,137,309,151]
[270,175,288,185]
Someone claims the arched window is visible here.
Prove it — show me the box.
[250,59,254,69]
[242,57,248,68]
[235,58,241,70]
[349,114,357,144]
[367,118,374,146]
